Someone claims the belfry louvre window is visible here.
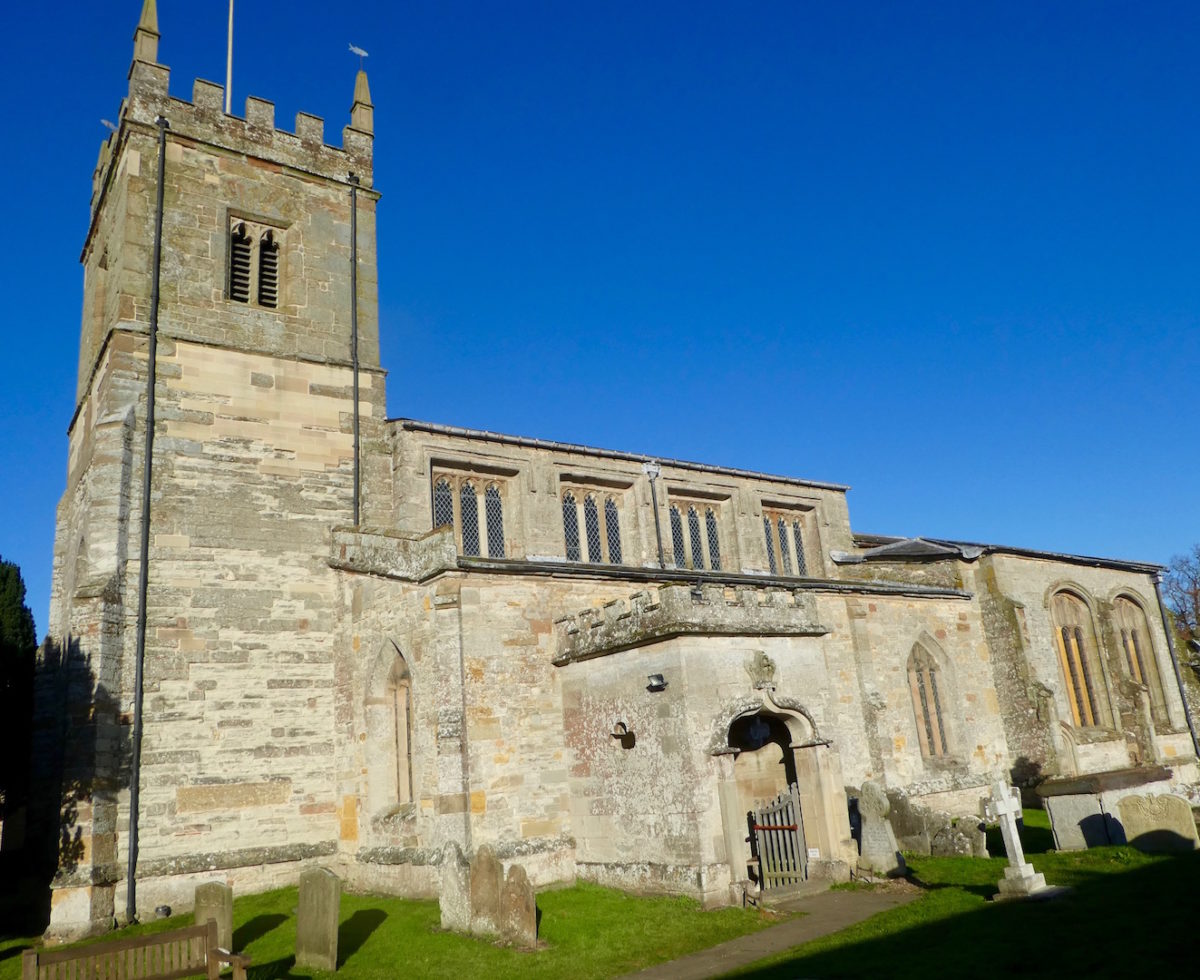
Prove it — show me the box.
[668,501,722,570]
[227,217,284,309]
[762,509,811,576]
[908,645,949,758]
[431,473,507,558]
[1113,596,1169,727]
[1050,591,1112,729]
[562,489,623,564]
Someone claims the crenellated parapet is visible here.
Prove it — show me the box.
[91,0,374,218]
[553,583,828,665]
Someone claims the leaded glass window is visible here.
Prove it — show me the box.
[460,481,480,556]
[584,495,603,562]
[705,508,721,571]
[485,484,505,558]
[433,478,454,529]
[604,497,622,564]
[670,506,686,568]
[562,491,581,562]
[762,508,815,577]
[687,507,705,570]
[763,518,777,574]
[1050,591,1112,729]
[792,521,807,575]
[776,517,793,575]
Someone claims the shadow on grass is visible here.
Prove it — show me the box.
[0,945,30,963]
[730,850,1200,980]
[339,909,387,966]
[246,955,297,980]
[234,914,288,951]
[985,816,1055,857]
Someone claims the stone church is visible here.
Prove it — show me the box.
[39,0,1198,939]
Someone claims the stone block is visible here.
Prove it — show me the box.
[193,881,232,951]
[438,840,471,932]
[295,867,340,972]
[500,864,537,948]
[469,844,502,937]
[1116,794,1200,852]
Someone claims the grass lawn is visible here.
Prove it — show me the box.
[724,809,1200,979]
[0,881,782,980]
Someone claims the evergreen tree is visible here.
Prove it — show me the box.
[0,556,37,813]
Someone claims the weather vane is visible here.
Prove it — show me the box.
[349,43,369,70]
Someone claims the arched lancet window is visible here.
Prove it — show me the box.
[460,481,480,556]
[389,657,413,805]
[485,484,505,557]
[365,645,414,814]
[908,645,949,758]
[763,517,777,574]
[562,491,581,561]
[584,495,603,562]
[670,506,686,568]
[776,517,793,575]
[705,508,721,570]
[604,497,622,564]
[687,507,705,570]
[1114,596,1168,727]
[229,222,252,303]
[257,230,279,308]
[433,478,454,530]
[1051,591,1112,728]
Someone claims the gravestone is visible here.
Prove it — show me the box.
[500,864,538,948]
[439,840,472,932]
[1044,794,1112,850]
[469,844,503,936]
[193,881,233,951]
[856,780,904,876]
[983,782,1047,899]
[296,867,341,972]
[1116,794,1200,853]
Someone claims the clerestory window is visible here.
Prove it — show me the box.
[762,509,812,577]
[668,500,722,571]
[431,473,507,558]
[228,217,283,309]
[562,489,623,564]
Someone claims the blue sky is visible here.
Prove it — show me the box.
[2,1,1199,632]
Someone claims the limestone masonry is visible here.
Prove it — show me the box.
[36,0,1199,938]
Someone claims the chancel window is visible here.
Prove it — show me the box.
[227,217,284,309]
[1051,591,1112,729]
[562,489,623,564]
[762,509,811,576]
[668,500,722,570]
[908,645,949,758]
[1113,596,1168,727]
[432,473,507,558]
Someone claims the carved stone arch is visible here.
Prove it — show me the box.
[1042,580,1099,616]
[1109,592,1170,727]
[707,694,820,756]
[1106,585,1153,610]
[1047,588,1115,730]
[364,638,414,817]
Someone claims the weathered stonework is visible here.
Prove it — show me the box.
[37,0,1198,941]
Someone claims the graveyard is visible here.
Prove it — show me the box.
[3,807,1197,980]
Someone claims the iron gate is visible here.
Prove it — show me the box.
[748,783,807,890]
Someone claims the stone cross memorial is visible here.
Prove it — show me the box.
[983,782,1048,899]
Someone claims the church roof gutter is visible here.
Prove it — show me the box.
[394,418,850,492]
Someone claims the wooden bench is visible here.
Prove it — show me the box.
[22,919,250,980]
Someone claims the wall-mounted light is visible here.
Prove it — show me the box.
[611,721,636,749]
[647,673,668,692]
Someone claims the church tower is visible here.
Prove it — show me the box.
[42,0,388,936]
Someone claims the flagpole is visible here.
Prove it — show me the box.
[225,0,234,114]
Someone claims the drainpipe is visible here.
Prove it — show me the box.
[349,173,361,526]
[642,461,664,568]
[1154,572,1200,759]
[128,115,169,924]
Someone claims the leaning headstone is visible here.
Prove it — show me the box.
[469,844,503,937]
[931,820,986,858]
[439,840,472,932]
[194,881,233,951]
[500,864,538,948]
[296,867,341,972]
[1116,794,1200,853]
[983,782,1048,899]
[857,780,904,876]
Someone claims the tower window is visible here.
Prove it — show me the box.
[227,216,285,309]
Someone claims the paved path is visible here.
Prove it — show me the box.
[617,887,918,980]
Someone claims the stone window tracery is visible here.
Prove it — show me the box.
[908,645,949,758]
[668,499,723,570]
[1113,596,1168,727]
[561,487,623,565]
[431,472,507,558]
[1050,591,1113,729]
[762,507,814,577]
[227,217,283,309]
